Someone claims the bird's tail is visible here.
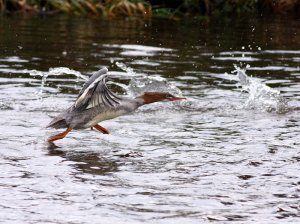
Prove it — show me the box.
[46,117,68,129]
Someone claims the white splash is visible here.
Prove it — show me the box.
[29,67,88,95]
[233,66,288,113]
[115,62,183,97]
[115,62,137,77]
[128,76,182,97]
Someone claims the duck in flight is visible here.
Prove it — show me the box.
[47,67,185,142]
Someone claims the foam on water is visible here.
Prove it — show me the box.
[233,66,289,113]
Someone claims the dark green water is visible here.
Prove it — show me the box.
[0,15,299,223]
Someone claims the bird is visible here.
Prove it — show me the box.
[47,67,186,142]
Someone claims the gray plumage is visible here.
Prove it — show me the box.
[47,67,144,130]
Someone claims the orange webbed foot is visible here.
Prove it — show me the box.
[93,124,110,134]
[48,128,72,142]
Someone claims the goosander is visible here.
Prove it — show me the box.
[47,67,185,142]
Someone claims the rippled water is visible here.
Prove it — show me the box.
[0,15,299,223]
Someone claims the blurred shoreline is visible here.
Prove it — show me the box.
[0,0,299,19]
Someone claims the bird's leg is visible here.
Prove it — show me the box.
[48,128,72,142]
[93,124,109,134]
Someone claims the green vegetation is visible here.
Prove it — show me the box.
[0,0,151,17]
[0,0,299,18]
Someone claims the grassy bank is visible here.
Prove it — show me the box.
[0,0,299,18]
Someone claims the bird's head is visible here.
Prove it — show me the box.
[142,92,186,104]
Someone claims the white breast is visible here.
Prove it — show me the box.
[85,109,127,127]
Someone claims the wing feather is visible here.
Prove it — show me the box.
[74,67,121,110]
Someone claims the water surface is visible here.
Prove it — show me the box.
[0,15,299,223]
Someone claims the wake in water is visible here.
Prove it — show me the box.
[30,64,288,114]
[29,65,184,102]
[233,66,289,113]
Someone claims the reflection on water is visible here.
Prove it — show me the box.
[0,15,300,223]
[48,143,120,175]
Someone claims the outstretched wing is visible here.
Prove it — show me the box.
[74,67,121,110]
